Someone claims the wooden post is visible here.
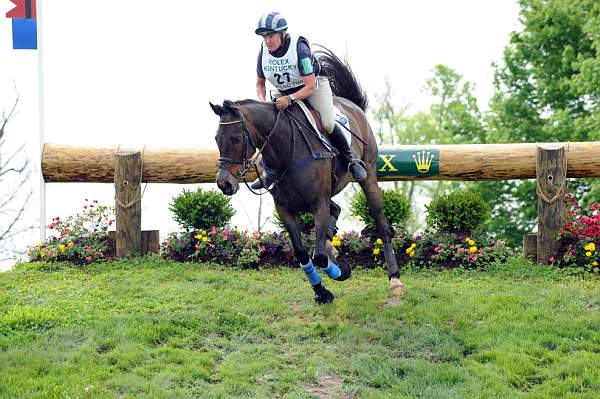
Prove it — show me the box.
[108,230,159,256]
[141,230,160,254]
[523,234,537,260]
[115,151,142,257]
[536,145,566,264]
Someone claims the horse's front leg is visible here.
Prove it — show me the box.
[275,202,334,304]
[314,199,352,283]
[359,176,405,295]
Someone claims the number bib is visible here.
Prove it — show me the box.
[262,36,305,92]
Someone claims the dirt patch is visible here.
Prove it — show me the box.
[384,296,402,307]
[303,373,344,398]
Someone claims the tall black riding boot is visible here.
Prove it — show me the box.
[250,170,278,190]
[250,160,279,190]
[329,124,367,182]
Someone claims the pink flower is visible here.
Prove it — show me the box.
[86,256,92,262]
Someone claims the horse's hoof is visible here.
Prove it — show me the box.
[389,277,405,296]
[313,284,335,304]
[334,260,352,281]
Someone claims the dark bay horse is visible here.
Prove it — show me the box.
[210,50,404,303]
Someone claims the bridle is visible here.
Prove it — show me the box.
[217,108,287,193]
[217,116,257,179]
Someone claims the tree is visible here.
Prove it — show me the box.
[478,0,600,246]
[0,95,35,261]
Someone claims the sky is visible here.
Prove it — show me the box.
[0,0,521,269]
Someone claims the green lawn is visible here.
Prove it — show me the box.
[0,257,599,398]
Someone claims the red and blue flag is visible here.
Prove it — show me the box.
[6,0,37,49]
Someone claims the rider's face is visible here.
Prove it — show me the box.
[263,32,282,53]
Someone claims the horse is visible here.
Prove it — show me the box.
[210,49,404,303]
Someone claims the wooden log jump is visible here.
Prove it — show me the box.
[41,142,597,263]
[42,142,600,183]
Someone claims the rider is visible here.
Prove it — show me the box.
[251,11,368,190]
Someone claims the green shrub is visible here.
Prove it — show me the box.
[272,210,314,234]
[169,188,235,231]
[425,190,490,233]
[350,188,411,231]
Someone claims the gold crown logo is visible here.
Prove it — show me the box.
[413,151,434,173]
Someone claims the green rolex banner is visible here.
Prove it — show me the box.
[376,149,440,177]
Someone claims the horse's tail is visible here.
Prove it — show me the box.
[314,46,368,112]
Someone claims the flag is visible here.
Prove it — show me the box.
[6,0,38,49]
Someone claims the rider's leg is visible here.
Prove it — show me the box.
[307,76,367,182]
[250,158,279,190]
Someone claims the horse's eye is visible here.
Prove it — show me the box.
[230,137,241,144]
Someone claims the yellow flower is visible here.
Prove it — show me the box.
[405,247,412,254]
[469,246,477,253]
[373,248,380,255]
[202,236,209,243]
[36,243,43,247]
[194,234,203,240]
[200,230,207,235]
[468,239,475,246]
[40,250,46,258]
[465,237,471,243]
[59,244,66,253]
[586,251,592,257]
[331,236,341,247]
[593,261,598,266]
[376,238,383,245]
[409,251,415,257]
[588,243,596,251]
[411,243,416,248]
[67,242,74,248]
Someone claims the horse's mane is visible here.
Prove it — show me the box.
[232,99,263,107]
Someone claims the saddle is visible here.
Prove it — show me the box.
[294,100,353,152]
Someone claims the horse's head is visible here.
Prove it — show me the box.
[210,100,256,196]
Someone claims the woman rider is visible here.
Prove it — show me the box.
[251,11,368,190]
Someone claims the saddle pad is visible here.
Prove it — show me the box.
[296,101,352,147]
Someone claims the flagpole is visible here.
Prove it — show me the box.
[37,0,46,242]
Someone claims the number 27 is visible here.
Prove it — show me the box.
[274,73,290,84]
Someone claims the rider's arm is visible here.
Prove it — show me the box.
[288,74,316,101]
[256,77,267,101]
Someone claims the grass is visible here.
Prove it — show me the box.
[0,256,599,398]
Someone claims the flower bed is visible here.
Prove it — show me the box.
[160,227,514,270]
[553,194,600,274]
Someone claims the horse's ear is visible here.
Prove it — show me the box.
[209,102,226,116]
[223,100,237,112]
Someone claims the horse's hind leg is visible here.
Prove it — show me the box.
[358,177,405,295]
[325,200,341,261]
[275,202,334,304]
